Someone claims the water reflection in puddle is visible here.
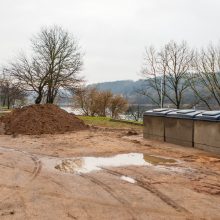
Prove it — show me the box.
[144,154,176,165]
[53,153,177,174]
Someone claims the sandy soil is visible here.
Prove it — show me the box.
[0,127,220,220]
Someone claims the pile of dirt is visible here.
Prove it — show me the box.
[0,104,88,135]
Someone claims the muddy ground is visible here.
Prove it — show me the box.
[0,127,220,220]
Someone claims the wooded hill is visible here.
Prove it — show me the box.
[89,79,198,107]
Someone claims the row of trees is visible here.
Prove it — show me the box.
[140,41,220,110]
[1,26,82,106]
[74,87,128,118]
[0,72,26,108]
[126,104,146,121]
[2,27,220,113]
[0,25,129,118]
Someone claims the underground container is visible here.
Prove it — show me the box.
[194,111,220,154]
[143,109,176,141]
[164,109,203,147]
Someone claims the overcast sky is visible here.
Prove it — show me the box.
[0,0,220,83]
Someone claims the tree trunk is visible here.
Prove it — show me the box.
[46,88,57,104]
[35,93,42,104]
[176,102,180,109]
[7,96,10,109]
[2,95,6,107]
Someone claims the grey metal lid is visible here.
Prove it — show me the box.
[152,108,170,112]
[166,109,204,119]
[144,108,177,117]
[195,111,220,121]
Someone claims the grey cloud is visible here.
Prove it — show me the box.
[0,0,220,83]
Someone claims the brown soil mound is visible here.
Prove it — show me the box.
[0,104,88,135]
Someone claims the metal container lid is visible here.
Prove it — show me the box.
[166,109,204,119]
[143,108,177,117]
[195,111,220,121]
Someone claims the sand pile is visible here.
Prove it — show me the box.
[0,104,87,135]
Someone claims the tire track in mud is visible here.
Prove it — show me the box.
[0,146,42,204]
[38,175,93,220]
[81,204,92,220]
[163,163,220,195]
[0,147,45,219]
[0,146,42,183]
[101,167,190,215]
[79,173,137,220]
[0,146,91,219]
[0,163,15,169]
[18,193,28,220]
[30,155,42,181]
[0,190,27,219]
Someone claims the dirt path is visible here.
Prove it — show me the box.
[0,129,220,219]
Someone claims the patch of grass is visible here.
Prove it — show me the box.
[110,118,143,125]
[0,112,7,117]
[0,109,11,117]
[0,106,7,109]
[77,116,143,130]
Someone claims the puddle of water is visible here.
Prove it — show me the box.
[0,146,178,174]
[53,153,177,174]
[144,155,176,165]
[0,146,187,175]
[55,153,151,174]
[120,176,136,184]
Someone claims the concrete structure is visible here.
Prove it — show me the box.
[143,109,220,154]
[143,109,176,141]
[194,111,220,154]
[164,110,203,147]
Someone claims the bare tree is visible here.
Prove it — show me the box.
[74,87,90,115]
[8,55,49,104]
[162,41,194,109]
[0,72,27,109]
[96,90,113,116]
[126,104,145,121]
[190,44,220,110]
[140,41,194,109]
[7,26,83,104]
[74,87,100,116]
[138,46,166,107]
[33,26,83,103]
[109,95,128,119]
[74,87,127,118]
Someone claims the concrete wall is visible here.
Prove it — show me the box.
[143,116,164,141]
[143,113,220,154]
[164,118,194,147]
[194,121,220,154]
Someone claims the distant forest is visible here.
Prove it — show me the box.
[90,80,147,104]
[89,42,220,111]
[89,79,199,108]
